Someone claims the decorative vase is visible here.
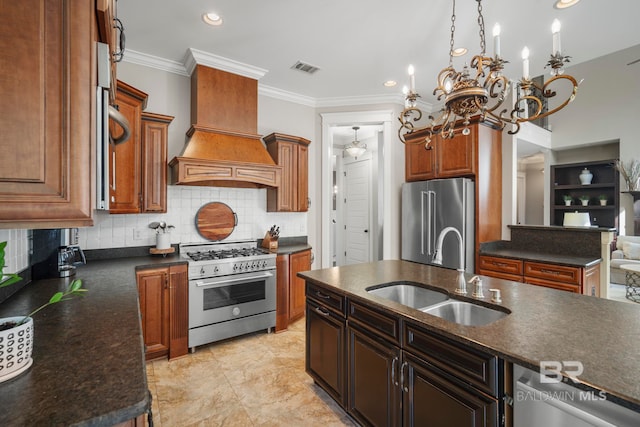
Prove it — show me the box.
[156,233,171,250]
[579,168,593,185]
[0,317,34,383]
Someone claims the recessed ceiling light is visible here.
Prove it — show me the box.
[554,0,581,9]
[384,80,397,87]
[202,12,223,26]
[452,47,468,57]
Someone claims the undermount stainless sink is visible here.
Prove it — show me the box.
[366,282,449,310]
[421,300,509,326]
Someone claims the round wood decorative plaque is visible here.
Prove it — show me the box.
[195,202,237,241]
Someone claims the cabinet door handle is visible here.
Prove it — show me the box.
[314,306,330,317]
[315,291,331,300]
[400,361,409,392]
[391,357,399,386]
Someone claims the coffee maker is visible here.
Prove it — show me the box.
[32,228,86,279]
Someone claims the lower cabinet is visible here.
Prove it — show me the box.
[136,263,188,360]
[275,248,312,331]
[306,293,347,407]
[479,254,601,296]
[306,283,506,427]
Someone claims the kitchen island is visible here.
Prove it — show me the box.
[299,260,640,425]
[0,255,185,427]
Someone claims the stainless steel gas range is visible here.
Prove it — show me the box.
[179,240,276,351]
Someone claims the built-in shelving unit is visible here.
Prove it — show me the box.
[550,160,619,230]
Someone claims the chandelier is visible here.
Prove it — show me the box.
[398,0,579,148]
[344,126,367,157]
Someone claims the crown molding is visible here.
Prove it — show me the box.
[123,50,189,76]
[123,49,420,110]
[183,48,268,79]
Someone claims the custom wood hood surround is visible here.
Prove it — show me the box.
[170,65,282,188]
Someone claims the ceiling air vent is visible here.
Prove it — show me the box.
[291,60,320,74]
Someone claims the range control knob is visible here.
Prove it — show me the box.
[233,264,238,272]
[213,266,219,274]
[200,267,205,275]
[232,307,240,316]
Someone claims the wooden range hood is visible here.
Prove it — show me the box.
[170,65,282,188]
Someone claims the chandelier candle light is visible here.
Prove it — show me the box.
[398,0,579,148]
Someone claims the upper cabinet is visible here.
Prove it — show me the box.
[95,0,122,101]
[110,81,173,214]
[405,123,483,181]
[264,133,311,212]
[550,160,619,229]
[0,0,94,229]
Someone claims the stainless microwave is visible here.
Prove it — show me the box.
[96,42,130,210]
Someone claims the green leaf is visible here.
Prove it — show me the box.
[0,241,7,251]
[69,280,81,292]
[0,273,21,288]
[49,292,64,304]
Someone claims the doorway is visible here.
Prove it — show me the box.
[321,111,395,268]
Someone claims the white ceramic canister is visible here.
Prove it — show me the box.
[156,233,171,249]
[579,168,593,185]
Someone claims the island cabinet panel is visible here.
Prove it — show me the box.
[0,0,94,228]
[136,264,188,361]
[306,298,347,407]
[347,323,402,427]
[275,249,312,332]
[306,283,508,426]
[404,321,498,398]
[403,352,499,427]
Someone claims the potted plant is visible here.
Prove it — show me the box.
[599,195,608,206]
[563,194,573,206]
[0,241,86,383]
[579,195,590,206]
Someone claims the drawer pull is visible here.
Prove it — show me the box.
[315,290,331,300]
[314,306,330,317]
[540,269,561,275]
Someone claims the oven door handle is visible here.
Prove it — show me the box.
[194,271,274,288]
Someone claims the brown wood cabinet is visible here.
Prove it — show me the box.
[0,0,94,228]
[141,112,173,212]
[95,0,118,100]
[110,81,173,214]
[306,283,347,407]
[405,120,503,271]
[136,263,188,360]
[478,254,601,296]
[275,249,312,331]
[306,282,506,426]
[264,133,310,212]
[110,81,147,213]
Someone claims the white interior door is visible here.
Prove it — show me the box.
[344,158,371,265]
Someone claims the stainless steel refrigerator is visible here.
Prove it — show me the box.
[401,178,475,273]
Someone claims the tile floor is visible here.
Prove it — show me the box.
[146,284,635,426]
[146,318,356,426]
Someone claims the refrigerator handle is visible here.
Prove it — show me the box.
[429,190,436,255]
[421,191,427,255]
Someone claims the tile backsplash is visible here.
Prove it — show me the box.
[0,229,29,274]
[78,185,307,250]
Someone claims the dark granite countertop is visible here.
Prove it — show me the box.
[0,254,186,427]
[508,224,616,233]
[259,236,312,256]
[298,260,640,409]
[479,247,601,268]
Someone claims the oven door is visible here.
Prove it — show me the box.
[189,269,276,328]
